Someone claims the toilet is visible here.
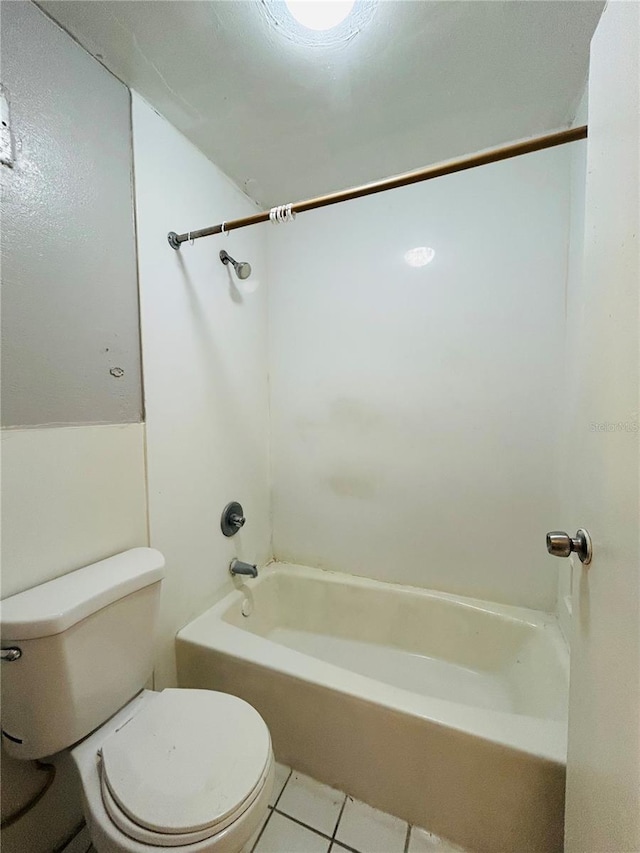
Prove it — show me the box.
[0,548,274,853]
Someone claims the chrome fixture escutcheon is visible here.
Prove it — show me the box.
[221,501,246,537]
[546,529,593,565]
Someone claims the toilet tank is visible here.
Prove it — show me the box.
[0,548,164,760]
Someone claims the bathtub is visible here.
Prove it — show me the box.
[176,563,568,852]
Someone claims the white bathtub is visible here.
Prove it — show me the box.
[176,563,568,852]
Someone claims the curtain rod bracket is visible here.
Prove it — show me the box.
[167,231,181,250]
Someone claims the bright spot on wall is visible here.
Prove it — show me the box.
[285,1,356,31]
[404,247,435,267]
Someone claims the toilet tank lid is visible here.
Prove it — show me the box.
[0,548,165,640]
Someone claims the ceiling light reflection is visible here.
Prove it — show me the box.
[404,247,435,267]
[284,0,356,31]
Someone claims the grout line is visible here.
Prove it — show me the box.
[250,808,273,853]
[271,769,350,847]
[272,809,336,841]
[404,823,412,853]
[252,764,293,850]
[331,795,365,853]
[329,839,361,853]
[272,766,293,810]
[331,793,349,842]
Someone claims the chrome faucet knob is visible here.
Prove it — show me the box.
[221,501,246,537]
[546,529,593,564]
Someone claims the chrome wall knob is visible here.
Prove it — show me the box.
[221,501,246,537]
[546,532,573,558]
[546,529,593,565]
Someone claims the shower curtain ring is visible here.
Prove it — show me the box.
[269,205,294,225]
[221,222,227,236]
[188,231,194,246]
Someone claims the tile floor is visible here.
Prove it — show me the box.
[246,764,467,853]
[85,763,465,853]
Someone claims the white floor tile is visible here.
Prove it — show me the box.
[336,797,407,853]
[269,762,292,806]
[408,826,467,852]
[254,812,330,853]
[277,771,345,836]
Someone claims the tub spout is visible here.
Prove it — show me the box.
[229,559,258,579]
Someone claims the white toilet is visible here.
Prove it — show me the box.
[0,548,274,853]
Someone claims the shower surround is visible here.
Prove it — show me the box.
[177,563,568,853]
[267,145,571,611]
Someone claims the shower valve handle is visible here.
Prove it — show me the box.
[221,501,246,537]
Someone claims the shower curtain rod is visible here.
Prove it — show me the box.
[167,125,587,249]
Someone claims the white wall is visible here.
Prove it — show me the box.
[1,424,148,597]
[268,147,572,610]
[563,3,640,847]
[131,93,272,688]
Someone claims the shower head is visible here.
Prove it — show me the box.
[220,250,252,280]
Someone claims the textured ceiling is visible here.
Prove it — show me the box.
[39,0,604,207]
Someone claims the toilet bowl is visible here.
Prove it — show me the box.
[0,548,274,853]
[73,689,274,853]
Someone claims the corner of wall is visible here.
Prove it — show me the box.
[570,81,589,129]
[555,79,589,648]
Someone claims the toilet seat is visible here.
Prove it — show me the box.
[98,689,272,848]
[100,752,272,847]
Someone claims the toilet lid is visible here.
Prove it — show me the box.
[100,689,272,837]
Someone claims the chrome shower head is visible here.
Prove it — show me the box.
[220,250,252,280]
